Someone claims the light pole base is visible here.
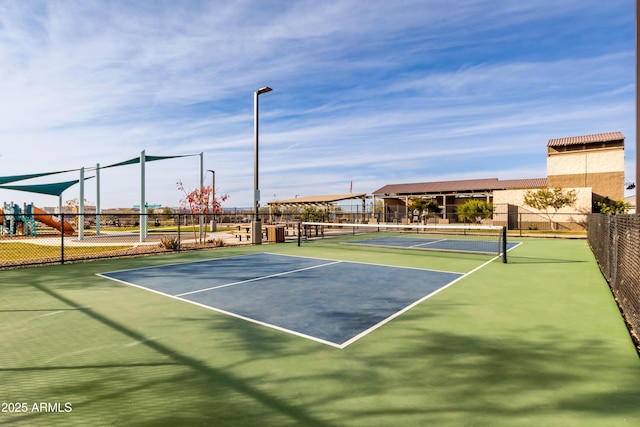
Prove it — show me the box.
[251,219,262,245]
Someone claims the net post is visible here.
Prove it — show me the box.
[502,226,507,263]
[297,221,301,246]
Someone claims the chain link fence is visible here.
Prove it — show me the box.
[1,212,294,268]
[493,204,587,234]
[587,214,640,353]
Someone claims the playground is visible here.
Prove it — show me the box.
[0,151,209,240]
[1,202,74,237]
[0,209,300,268]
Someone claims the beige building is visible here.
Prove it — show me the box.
[547,131,625,201]
[370,131,626,228]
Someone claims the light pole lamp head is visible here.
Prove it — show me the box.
[256,86,273,95]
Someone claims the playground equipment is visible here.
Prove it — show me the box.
[0,202,75,236]
[1,202,37,236]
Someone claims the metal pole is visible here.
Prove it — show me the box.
[96,163,101,236]
[207,170,216,232]
[199,152,204,242]
[253,86,272,244]
[79,167,84,240]
[140,150,146,242]
[254,90,259,220]
[59,194,65,264]
[61,211,65,264]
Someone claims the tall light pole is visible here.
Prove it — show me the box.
[253,86,272,244]
[207,169,216,232]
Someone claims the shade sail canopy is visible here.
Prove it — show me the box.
[102,154,195,169]
[0,153,194,198]
[0,178,92,197]
[0,169,78,185]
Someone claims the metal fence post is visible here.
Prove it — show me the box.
[60,212,65,265]
[177,213,181,251]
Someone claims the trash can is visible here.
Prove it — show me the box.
[267,225,285,243]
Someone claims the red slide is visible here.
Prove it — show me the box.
[33,206,75,235]
[1,206,74,235]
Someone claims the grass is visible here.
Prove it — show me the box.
[0,238,638,426]
[0,242,131,261]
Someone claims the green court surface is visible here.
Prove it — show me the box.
[1,238,639,426]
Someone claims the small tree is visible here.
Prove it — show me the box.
[408,198,441,223]
[594,197,631,214]
[301,206,323,222]
[160,206,173,221]
[177,180,229,243]
[523,187,577,230]
[456,200,493,224]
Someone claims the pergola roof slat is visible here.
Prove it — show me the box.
[269,193,367,205]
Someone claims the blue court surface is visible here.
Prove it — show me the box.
[343,236,519,254]
[99,253,467,348]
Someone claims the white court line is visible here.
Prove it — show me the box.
[99,252,263,276]
[97,252,504,349]
[339,254,501,348]
[273,250,463,275]
[410,239,446,248]
[174,260,343,297]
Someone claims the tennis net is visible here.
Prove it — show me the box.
[299,221,509,262]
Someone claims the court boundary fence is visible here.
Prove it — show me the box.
[587,213,640,354]
[0,212,266,269]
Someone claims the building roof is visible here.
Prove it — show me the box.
[372,178,547,196]
[269,193,367,205]
[547,131,624,147]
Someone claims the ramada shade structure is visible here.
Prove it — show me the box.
[268,193,367,207]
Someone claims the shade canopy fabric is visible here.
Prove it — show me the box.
[0,179,89,197]
[102,154,194,169]
[0,169,78,185]
[0,153,196,198]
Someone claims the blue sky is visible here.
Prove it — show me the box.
[0,0,635,209]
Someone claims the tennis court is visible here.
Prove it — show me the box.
[1,237,639,426]
[99,253,468,348]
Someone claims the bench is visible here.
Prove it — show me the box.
[234,225,251,241]
[233,225,267,241]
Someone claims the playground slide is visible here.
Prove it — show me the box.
[32,207,75,235]
[1,206,74,235]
